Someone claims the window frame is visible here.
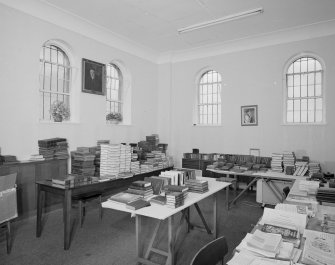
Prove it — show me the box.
[195,69,222,126]
[39,40,73,122]
[283,53,326,125]
[106,63,123,119]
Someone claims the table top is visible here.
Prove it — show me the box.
[102,177,230,220]
[207,168,306,181]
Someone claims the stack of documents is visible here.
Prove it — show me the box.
[302,229,335,265]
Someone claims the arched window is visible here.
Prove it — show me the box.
[106,63,123,117]
[198,70,222,125]
[39,43,71,121]
[285,56,324,124]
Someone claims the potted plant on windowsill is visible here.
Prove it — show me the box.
[106,112,122,124]
[50,101,70,122]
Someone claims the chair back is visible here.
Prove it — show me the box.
[190,236,228,265]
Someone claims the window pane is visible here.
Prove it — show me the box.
[308,99,315,111]
[294,110,300,123]
[308,85,314,97]
[287,75,293,87]
[301,99,307,110]
[316,98,322,110]
[315,110,322,122]
[315,72,321,85]
[315,60,322,71]
[315,85,322,96]
[301,110,307,123]
[308,58,315,71]
[287,64,293,74]
[293,86,300,98]
[287,100,293,111]
[288,87,293,98]
[301,74,307,85]
[287,111,293,122]
[308,111,315,122]
[293,61,300,73]
[294,99,300,110]
[301,59,308,72]
[301,85,307,97]
[307,73,315,84]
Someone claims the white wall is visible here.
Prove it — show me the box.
[157,35,335,172]
[0,4,159,160]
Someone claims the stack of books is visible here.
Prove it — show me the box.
[38,138,67,160]
[54,140,69,159]
[316,187,335,204]
[185,179,209,193]
[271,153,283,172]
[146,134,159,147]
[100,144,120,179]
[166,192,184,208]
[119,144,132,173]
[308,162,321,177]
[126,180,153,199]
[293,161,308,176]
[71,148,96,176]
[163,185,188,201]
[283,151,295,174]
[144,176,167,195]
[28,154,45,161]
[130,161,141,174]
[0,155,18,165]
[140,161,154,173]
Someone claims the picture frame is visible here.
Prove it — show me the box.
[82,58,106,95]
[241,105,258,126]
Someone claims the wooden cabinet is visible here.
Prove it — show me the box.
[0,159,68,219]
[182,158,214,177]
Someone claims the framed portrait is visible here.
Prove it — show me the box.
[82,58,106,95]
[241,105,258,126]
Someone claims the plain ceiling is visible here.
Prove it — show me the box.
[40,0,335,54]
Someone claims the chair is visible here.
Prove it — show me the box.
[190,236,228,265]
[72,192,103,227]
[0,172,18,254]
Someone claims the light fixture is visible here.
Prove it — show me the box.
[177,7,264,34]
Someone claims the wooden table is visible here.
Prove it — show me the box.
[207,168,305,207]
[35,167,173,250]
[102,177,230,265]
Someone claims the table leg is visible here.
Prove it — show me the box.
[167,215,175,265]
[36,184,43,237]
[64,189,72,250]
[6,221,11,254]
[136,215,143,264]
[213,193,218,239]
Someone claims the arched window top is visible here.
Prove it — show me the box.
[197,69,222,125]
[287,56,322,74]
[199,70,222,84]
[284,55,325,124]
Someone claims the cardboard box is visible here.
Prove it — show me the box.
[0,173,17,223]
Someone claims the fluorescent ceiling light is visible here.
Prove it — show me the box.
[178,7,264,34]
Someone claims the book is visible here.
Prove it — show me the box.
[302,229,335,265]
[144,176,166,195]
[130,180,151,188]
[108,192,142,205]
[261,224,299,242]
[126,199,151,210]
[163,185,189,193]
[149,195,166,205]
[246,229,282,253]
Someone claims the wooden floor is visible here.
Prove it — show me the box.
[0,189,263,265]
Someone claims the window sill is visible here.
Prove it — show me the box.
[39,120,80,125]
[281,122,327,126]
[192,124,223,127]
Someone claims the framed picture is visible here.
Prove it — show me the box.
[241,105,258,126]
[82,58,106,95]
